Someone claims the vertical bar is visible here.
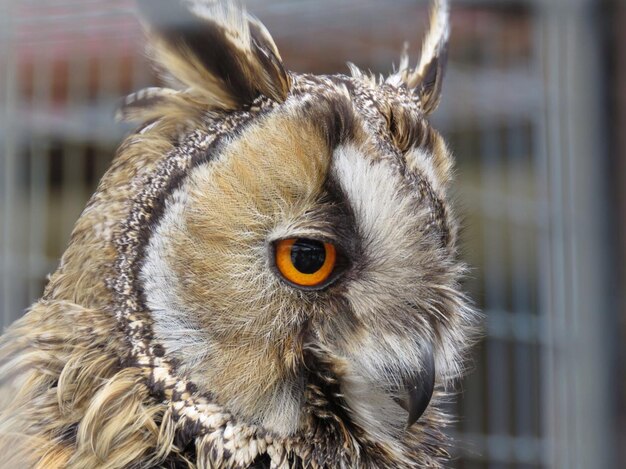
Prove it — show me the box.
[563,1,616,467]
[506,119,536,465]
[530,6,555,469]
[28,47,53,304]
[537,0,617,468]
[1,0,20,328]
[560,18,579,466]
[459,124,485,450]
[477,17,510,468]
[95,52,119,180]
[482,124,510,467]
[60,56,88,245]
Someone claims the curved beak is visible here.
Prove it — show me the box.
[395,344,435,428]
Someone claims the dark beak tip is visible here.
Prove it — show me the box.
[404,345,436,429]
[406,385,431,429]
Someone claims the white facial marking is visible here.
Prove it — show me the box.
[141,187,216,375]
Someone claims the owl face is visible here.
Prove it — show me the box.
[120,0,475,454]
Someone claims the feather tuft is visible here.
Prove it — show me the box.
[386,0,449,114]
[137,0,291,109]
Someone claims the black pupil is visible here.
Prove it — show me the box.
[291,239,326,274]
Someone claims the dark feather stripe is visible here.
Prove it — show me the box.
[137,0,290,106]
[248,18,291,99]
[417,44,448,114]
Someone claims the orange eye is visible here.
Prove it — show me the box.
[275,238,337,287]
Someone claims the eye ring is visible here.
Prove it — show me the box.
[275,238,337,288]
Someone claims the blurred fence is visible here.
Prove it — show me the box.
[0,1,621,468]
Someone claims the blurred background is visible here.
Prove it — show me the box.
[0,0,624,468]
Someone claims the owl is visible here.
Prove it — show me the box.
[0,0,477,467]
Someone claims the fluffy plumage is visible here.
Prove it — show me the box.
[137,0,290,108]
[0,1,478,467]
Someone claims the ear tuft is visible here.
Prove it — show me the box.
[137,0,291,110]
[386,0,449,114]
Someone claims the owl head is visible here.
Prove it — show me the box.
[105,0,477,466]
